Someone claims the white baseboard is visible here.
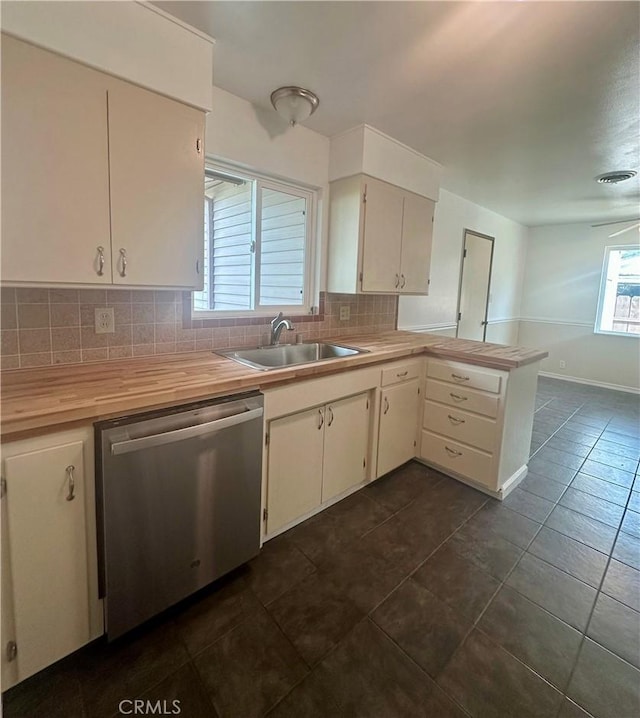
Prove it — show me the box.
[539,371,640,395]
[415,458,525,501]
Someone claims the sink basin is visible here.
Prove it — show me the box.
[216,342,368,371]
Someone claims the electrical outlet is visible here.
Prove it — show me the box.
[95,307,115,334]
[339,306,350,321]
[559,360,566,369]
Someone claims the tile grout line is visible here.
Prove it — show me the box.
[271,479,492,718]
[430,500,552,704]
[553,415,640,718]
[260,471,458,716]
[529,404,598,461]
[423,397,636,710]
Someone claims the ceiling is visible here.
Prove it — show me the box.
[155,1,640,227]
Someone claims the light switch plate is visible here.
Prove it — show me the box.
[339,306,350,321]
[95,307,115,334]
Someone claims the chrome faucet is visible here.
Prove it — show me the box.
[270,312,294,345]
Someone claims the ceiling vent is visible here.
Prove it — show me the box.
[596,170,637,184]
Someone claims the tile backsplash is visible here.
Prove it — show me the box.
[0,288,397,370]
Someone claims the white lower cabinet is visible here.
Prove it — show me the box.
[1,428,102,690]
[322,393,370,502]
[266,407,325,536]
[419,358,540,498]
[265,392,371,536]
[376,375,421,478]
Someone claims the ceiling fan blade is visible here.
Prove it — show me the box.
[592,217,640,228]
[609,222,640,238]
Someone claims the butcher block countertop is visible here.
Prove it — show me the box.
[0,331,547,439]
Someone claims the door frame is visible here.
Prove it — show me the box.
[455,229,495,341]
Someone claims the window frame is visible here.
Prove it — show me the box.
[193,161,318,319]
[594,243,640,338]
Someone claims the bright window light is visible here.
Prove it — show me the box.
[594,245,640,336]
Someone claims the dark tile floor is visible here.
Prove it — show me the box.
[4,377,640,718]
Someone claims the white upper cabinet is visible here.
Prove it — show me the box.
[1,35,205,289]
[327,174,435,295]
[360,178,404,292]
[1,35,112,285]
[400,191,434,294]
[108,81,204,288]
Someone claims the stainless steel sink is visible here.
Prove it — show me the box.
[216,342,368,371]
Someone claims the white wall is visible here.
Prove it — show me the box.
[519,223,640,392]
[398,189,529,345]
[205,86,330,294]
[206,87,329,189]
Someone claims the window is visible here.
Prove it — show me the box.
[595,245,640,336]
[193,164,315,316]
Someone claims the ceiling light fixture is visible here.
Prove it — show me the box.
[595,170,637,184]
[270,86,319,127]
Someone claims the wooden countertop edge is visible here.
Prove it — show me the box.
[1,336,548,441]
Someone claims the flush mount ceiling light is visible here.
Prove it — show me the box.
[270,86,319,126]
[596,170,637,184]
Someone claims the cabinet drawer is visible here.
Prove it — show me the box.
[421,431,495,489]
[424,379,499,418]
[381,362,421,387]
[423,400,497,453]
[427,360,502,394]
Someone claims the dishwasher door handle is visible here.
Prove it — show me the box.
[110,407,264,456]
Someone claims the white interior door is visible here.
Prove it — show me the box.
[457,231,494,341]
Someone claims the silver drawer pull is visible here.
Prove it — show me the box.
[451,373,470,382]
[96,246,105,276]
[318,408,324,430]
[397,371,408,378]
[445,446,463,458]
[327,406,334,426]
[383,396,390,414]
[6,641,17,662]
[449,393,468,402]
[394,274,400,288]
[118,248,127,277]
[65,465,76,501]
[448,415,466,425]
[400,274,406,288]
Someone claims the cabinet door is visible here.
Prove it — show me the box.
[399,194,434,294]
[3,442,90,682]
[377,380,421,477]
[322,393,370,503]
[266,407,325,535]
[361,177,403,292]
[108,81,205,288]
[1,36,111,284]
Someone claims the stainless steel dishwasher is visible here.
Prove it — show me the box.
[95,391,263,640]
